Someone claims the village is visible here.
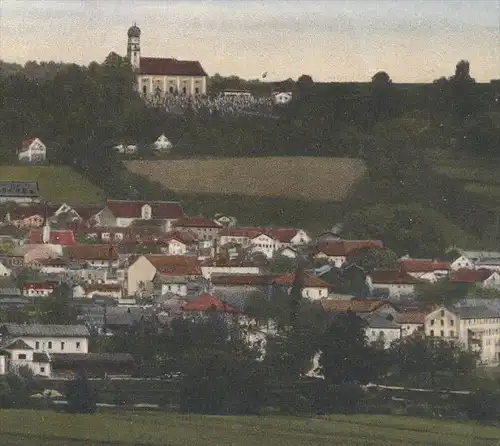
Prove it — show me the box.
[0,170,500,381]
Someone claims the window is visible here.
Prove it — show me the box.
[440,310,445,317]
[48,341,52,349]
[76,342,81,349]
[195,87,199,94]
[18,354,26,359]
[441,319,444,326]
[450,330,455,337]
[182,87,187,94]
[450,319,454,326]
[430,319,435,326]
[142,85,147,94]
[440,330,444,337]
[169,86,174,93]
[430,330,434,336]
[35,341,39,349]
[61,342,65,351]
[40,367,45,373]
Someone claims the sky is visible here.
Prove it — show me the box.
[0,0,499,82]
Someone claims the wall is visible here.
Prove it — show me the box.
[18,336,89,354]
[127,256,156,296]
[202,266,261,280]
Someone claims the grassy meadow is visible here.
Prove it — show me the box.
[126,157,367,202]
[0,165,105,203]
[0,410,499,446]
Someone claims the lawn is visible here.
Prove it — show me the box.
[0,410,499,446]
[0,165,105,203]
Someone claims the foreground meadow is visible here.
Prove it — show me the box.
[0,410,499,445]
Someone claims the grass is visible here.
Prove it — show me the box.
[0,410,499,446]
[126,157,367,202]
[0,165,105,203]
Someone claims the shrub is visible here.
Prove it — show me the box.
[65,375,97,414]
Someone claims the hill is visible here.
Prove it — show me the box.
[0,165,105,204]
[126,157,367,202]
[0,409,498,445]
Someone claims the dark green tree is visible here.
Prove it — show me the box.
[65,374,97,414]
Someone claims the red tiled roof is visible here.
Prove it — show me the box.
[400,259,451,273]
[370,270,423,285]
[23,283,54,291]
[451,268,494,284]
[22,138,35,148]
[394,311,426,325]
[139,57,207,77]
[105,200,183,220]
[211,274,276,286]
[27,229,76,246]
[69,244,118,261]
[145,255,202,276]
[182,293,239,313]
[315,240,384,257]
[275,272,329,288]
[322,299,391,313]
[175,218,222,229]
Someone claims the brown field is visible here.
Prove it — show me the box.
[126,157,367,201]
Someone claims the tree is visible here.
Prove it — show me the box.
[30,283,77,324]
[65,374,97,414]
[268,254,297,274]
[370,71,397,123]
[346,246,398,272]
[415,280,471,305]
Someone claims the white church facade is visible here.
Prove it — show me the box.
[127,24,208,97]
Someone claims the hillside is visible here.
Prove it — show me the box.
[0,166,105,203]
[126,157,367,202]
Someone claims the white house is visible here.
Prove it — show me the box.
[451,268,500,290]
[364,314,402,349]
[314,240,384,268]
[368,270,423,298]
[394,311,425,337]
[18,138,46,163]
[113,144,138,154]
[400,258,451,283]
[166,237,187,256]
[424,306,500,365]
[153,134,173,153]
[450,255,475,270]
[201,265,261,280]
[273,92,293,105]
[250,228,311,259]
[23,283,54,297]
[275,272,329,301]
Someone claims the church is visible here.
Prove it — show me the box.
[127,24,208,97]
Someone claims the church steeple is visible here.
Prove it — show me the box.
[42,202,50,244]
[127,23,141,72]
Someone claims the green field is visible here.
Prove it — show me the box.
[0,165,105,203]
[0,410,499,445]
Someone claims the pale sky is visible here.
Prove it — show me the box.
[0,0,499,82]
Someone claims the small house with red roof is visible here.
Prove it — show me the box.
[27,229,76,246]
[95,199,183,231]
[275,272,330,301]
[23,282,54,297]
[399,258,451,283]
[18,138,46,163]
[314,240,384,268]
[368,270,424,298]
[182,293,239,314]
[451,268,500,289]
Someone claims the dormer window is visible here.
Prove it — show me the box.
[141,204,152,220]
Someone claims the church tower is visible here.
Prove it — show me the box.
[127,23,141,71]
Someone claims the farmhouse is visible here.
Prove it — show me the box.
[275,272,329,301]
[314,240,383,268]
[399,258,451,282]
[174,218,222,241]
[18,138,46,163]
[451,268,500,289]
[368,270,423,298]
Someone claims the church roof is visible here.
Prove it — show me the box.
[139,57,207,77]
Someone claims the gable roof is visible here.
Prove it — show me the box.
[105,200,183,220]
[0,182,40,198]
[394,311,426,325]
[3,339,33,350]
[182,293,239,313]
[315,240,384,257]
[27,229,76,246]
[322,299,393,313]
[139,57,207,77]
[453,306,500,320]
[145,255,202,276]
[400,259,451,273]
[68,244,118,261]
[370,270,424,285]
[275,272,329,288]
[0,323,89,337]
[451,268,495,284]
[363,314,400,329]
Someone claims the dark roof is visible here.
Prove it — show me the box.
[363,314,400,329]
[128,24,141,38]
[453,306,500,320]
[139,57,207,77]
[3,339,33,350]
[0,182,39,198]
[0,324,89,337]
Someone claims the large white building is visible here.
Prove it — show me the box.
[18,138,46,163]
[127,24,208,97]
[424,306,500,365]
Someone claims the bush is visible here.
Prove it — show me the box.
[65,375,97,414]
[319,383,367,414]
[464,390,500,423]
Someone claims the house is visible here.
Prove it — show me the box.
[153,134,173,153]
[273,91,293,105]
[277,246,300,259]
[214,214,237,228]
[0,261,12,277]
[399,258,451,283]
[74,284,123,300]
[113,144,138,155]
[27,228,76,246]
[67,244,119,268]
[127,254,202,296]
[424,306,500,365]
[450,255,475,270]
[274,272,329,301]
[0,254,24,269]
[451,268,500,289]
[474,259,500,272]
[0,323,90,377]
[35,257,68,274]
[95,200,183,231]
[210,274,276,306]
[182,293,239,314]
[23,282,55,297]
[51,203,104,226]
[394,311,425,337]
[322,299,398,317]
[18,138,46,163]
[23,244,62,264]
[6,203,59,228]
[174,218,222,242]
[201,263,262,280]
[249,228,311,259]
[0,182,40,204]
[363,314,402,349]
[316,229,342,243]
[314,240,384,268]
[368,270,423,298]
